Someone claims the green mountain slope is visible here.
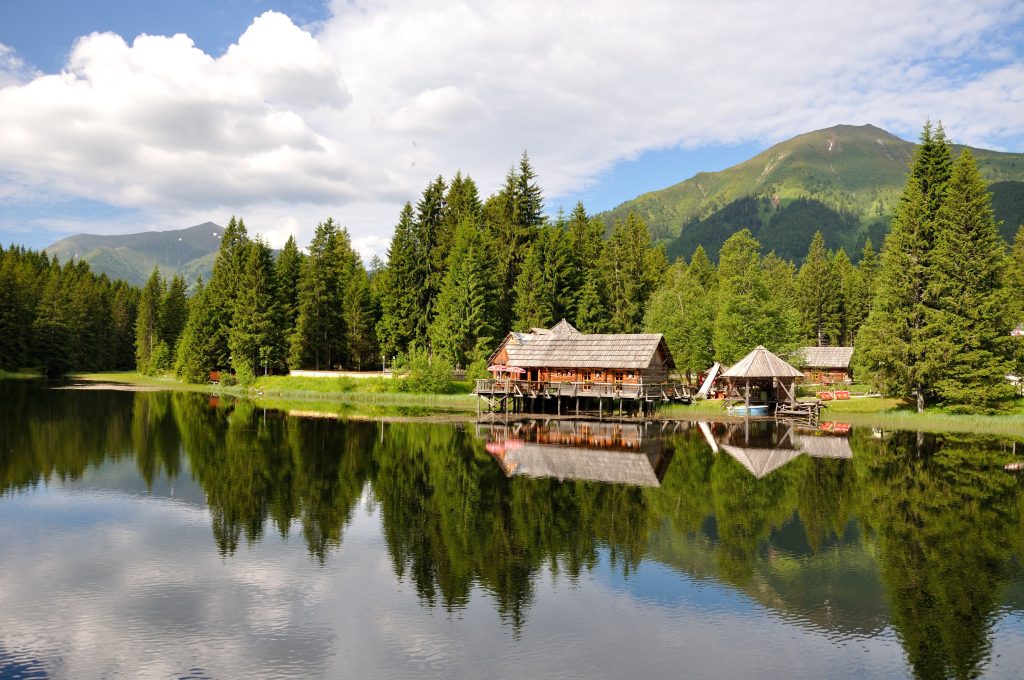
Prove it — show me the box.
[598,124,1024,259]
[45,222,224,286]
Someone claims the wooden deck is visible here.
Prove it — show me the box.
[474,379,691,417]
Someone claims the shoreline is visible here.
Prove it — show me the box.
[18,371,1023,437]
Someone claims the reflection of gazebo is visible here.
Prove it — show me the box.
[720,346,803,413]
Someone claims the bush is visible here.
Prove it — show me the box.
[398,347,455,393]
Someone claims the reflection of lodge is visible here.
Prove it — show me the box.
[474,320,691,417]
[703,419,853,478]
[477,420,672,487]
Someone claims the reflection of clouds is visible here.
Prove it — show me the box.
[0,488,337,679]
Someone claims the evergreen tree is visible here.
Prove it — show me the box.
[600,213,665,332]
[795,232,839,345]
[515,151,545,230]
[135,268,164,375]
[275,235,303,334]
[575,276,609,334]
[335,231,375,369]
[174,278,216,383]
[31,268,72,378]
[415,175,448,337]
[565,202,605,322]
[290,219,345,370]
[428,220,495,367]
[161,274,189,355]
[230,238,283,381]
[1010,226,1024,378]
[859,238,880,298]
[110,281,139,370]
[855,122,953,409]
[378,203,419,357]
[833,248,865,346]
[925,150,1015,412]
[204,216,251,369]
[644,246,717,381]
[713,230,797,364]
[512,244,551,330]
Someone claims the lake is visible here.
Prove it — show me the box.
[2,381,1024,679]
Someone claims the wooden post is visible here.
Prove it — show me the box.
[744,380,750,411]
[599,397,603,420]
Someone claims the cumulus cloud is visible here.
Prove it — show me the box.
[1,1,1023,255]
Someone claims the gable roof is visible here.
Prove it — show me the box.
[797,346,855,369]
[721,346,803,379]
[491,321,675,370]
[502,332,673,369]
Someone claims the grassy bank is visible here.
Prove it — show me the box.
[658,395,1024,436]
[68,371,479,413]
[0,370,41,380]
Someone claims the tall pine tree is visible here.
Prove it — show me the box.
[925,150,1015,412]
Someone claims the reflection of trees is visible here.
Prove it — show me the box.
[371,422,651,629]
[853,432,1019,680]
[7,379,1024,672]
[0,382,135,493]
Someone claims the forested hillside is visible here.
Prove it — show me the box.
[45,222,224,286]
[599,124,1024,260]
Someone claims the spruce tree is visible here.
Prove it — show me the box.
[275,235,303,334]
[230,238,283,380]
[377,204,419,357]
[415,175,448,336]
[512,244,551,330]
[855,122,952,409]
[31,268,72,378]
[428,219,495,367]
[795,232,838,345]
[644,247,717,381]
[174,278,215,383]
[290,219,345,370]
[161,274,189,355]
[574,276,609,334]
[600,213,664,333]
[925,150,1015,412]
[135,268,164,375]
[204,216,251,369]
[1010,226,1024,379]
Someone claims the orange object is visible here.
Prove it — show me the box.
[834,390,851,400]
[816,391,834,401]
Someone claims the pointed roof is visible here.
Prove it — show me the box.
[550,319,582,335]
[797,346,855,369]
[721,346,803,379]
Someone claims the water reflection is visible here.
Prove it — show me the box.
[477,420,672,486]
[3,381,1024,679]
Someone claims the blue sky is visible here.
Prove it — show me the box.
[1,0,1022,256]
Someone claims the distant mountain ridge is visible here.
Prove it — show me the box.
[45,222,224,286]
[598,124,1024,261]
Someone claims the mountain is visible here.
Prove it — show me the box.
[597,124,1024,261]
[45,222,224,286]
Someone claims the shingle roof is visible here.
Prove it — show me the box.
[502,332,673,369]
[797,346,855,369]
[720,346,803,379]
[497,445,661,487]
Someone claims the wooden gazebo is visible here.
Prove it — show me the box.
[720,346,803,413]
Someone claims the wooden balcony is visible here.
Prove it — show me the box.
[473,379,691,402]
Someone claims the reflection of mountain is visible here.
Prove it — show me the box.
[477,420,672,487]
[708,420,852,478]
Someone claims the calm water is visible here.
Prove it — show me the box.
[2,382,1024,679]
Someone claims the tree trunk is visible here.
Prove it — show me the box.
[916,385,925,413]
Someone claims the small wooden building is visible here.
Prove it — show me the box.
[476,320,689,415]
[720,345,804,412]
[488,319,675,385]
[796,346,855,384]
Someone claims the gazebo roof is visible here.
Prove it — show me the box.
[721,346,803,379]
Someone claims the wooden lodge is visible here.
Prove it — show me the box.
[796,346,855,384]
[474,320,690,417]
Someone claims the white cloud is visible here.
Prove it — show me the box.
[1,1,1023,251]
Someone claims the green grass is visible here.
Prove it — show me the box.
[67,371,479,413]
[659,395,1024,436]
[0,370,42,380]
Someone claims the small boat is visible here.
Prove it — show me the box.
[727,404,769,416]
[1005,462,1024,472]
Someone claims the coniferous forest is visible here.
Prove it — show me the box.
[2,131,1022,412]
